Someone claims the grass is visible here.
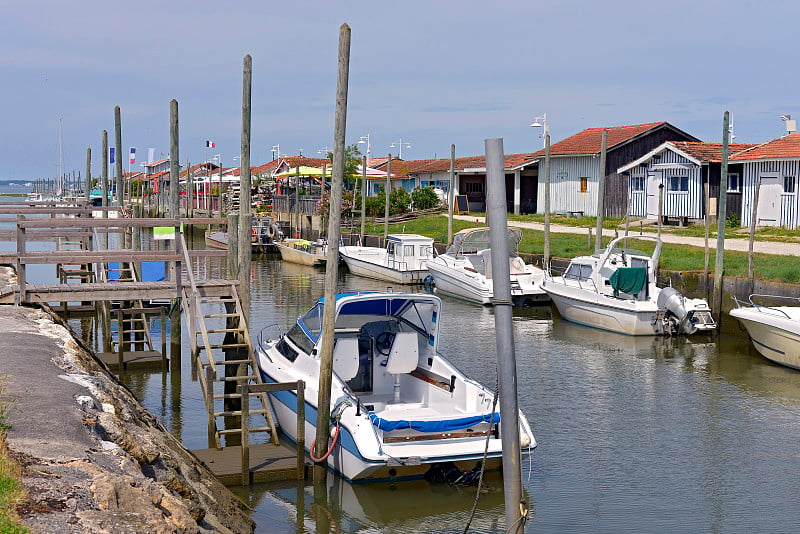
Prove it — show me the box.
[363,215,800,283]
[0,383,29,534]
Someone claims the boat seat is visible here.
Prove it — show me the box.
[385,332,419,375]
[385,332,419,403]
[333,337,359,382]
[477,249,492,278]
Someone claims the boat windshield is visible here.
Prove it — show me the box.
[298,303,323,341]
[446,227,522,256]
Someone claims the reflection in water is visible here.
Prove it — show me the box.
[59,231,800,532]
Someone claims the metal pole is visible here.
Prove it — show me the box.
[485,137,525,534]
[239,53,253,320]
[170,99,180,218]
[595,129,607,250]
[543,134,551,267]
[294,166,300,238]
[115,106,123,207]
[314,23,350,483]
[360,155,367,243]
[703,178,710,283]
[448,144,455,245]
[714,111,730,322]
[384,154,391,241]
[748,178,762,279]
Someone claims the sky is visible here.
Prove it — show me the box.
[2,0,798,180]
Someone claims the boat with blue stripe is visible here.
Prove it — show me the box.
[255,291,536,482]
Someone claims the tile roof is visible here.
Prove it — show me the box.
[370,154,537,179]
[729,133,800,161]
[530,122,678,157]
[670,142,758,163]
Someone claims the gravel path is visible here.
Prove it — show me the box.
[453,215,800,256]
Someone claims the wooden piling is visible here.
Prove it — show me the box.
[170,100,180,218]
[543,134,551,266]
[713,111,730,322]
[239,54,252,320]
[115,106,123,206]
[384,154,391,240]
[748,178,762,279]
[85,148,91,202]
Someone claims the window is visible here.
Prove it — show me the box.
[784,176,796,194]
[631,176,645,192]
[579,177,588,193]
[465,181,484,193]
[564,263,593,281]
[669,176,689,192]
[403,245,414,256]
[727,173,740,193]
[386,242,395,254]
[419,244,432,257]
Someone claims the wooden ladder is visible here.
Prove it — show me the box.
[179,234,279,449]
[104,262,157,356]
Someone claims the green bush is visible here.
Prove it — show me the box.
[389,188,411,215]
[726,212,741,228]
[411,186,440,210]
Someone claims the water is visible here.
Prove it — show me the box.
[53,228,800,532]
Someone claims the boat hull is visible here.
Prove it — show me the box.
[275,241,326,266]
[426,259,549,306]
[340,253,426,284]
[730,307,800,370]
[544,281,664,336]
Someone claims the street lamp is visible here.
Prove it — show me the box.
[531,113,549,148]
[317,146,331,157]
[390,139,411,159]
[271,145,281,160]
[358,135,371,159]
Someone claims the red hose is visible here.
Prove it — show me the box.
[309,423,341,462]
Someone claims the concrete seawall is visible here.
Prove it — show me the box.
[0,302,255,533]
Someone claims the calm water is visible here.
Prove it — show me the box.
[8,186,800,531]
[28,219,797,533]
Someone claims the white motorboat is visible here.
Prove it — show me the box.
[730,294,800,370]
[339,234,434,284]
[542,235,716,335]
[255,291,536,482]
[425,227,548,306]
[275,238,328,266]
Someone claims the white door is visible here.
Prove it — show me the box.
[756,174,781,227]
[645,171,661,218]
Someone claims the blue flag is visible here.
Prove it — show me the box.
[109,147,115,164]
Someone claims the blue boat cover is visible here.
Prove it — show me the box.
[368,411,500,432]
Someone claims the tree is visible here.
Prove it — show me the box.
[316,189,354,219]
[411,186,440,210]
[326,143,362,191]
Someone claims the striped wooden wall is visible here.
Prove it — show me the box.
[741,160,800,228]
[536,156,601,216]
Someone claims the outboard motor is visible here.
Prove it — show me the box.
[657,287,715,334]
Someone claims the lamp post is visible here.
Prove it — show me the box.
[390,139,411,159]
[531,113,549,148]
[317,146,331,157]
[271,145,281,161]
[357,135,371,239]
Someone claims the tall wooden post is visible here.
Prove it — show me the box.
[595,129,607,250]
[360,155,367,243]
[703,179,711,285]
[748,178,762,279]
[115,106,123,207]
[187,158,193,218]
[294,166,300,238]
[384,154,391,242]
[238,54,253,320]
[657,183,664,240]
[448,144,455,246]
[170,100,180,219]
[713,111,730,322]
[314,23,350,483]
[543,134,551,266]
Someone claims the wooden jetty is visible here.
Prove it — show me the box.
[0,203,309,484]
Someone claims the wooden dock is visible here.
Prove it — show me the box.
[192,443,311,486]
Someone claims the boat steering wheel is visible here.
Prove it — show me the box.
[375,332,395,356]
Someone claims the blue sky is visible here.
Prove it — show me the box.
[2,0,798,179]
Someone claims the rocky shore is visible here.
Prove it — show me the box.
[0,300,255,533]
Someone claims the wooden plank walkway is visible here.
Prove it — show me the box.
[98,350,165,369]
[192,443,310,486]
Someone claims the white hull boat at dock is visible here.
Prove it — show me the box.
[730,294,800,370]
[543,235,715,336]
[425,227,548,306]
[339,234,434,285]
[255,291,535,482]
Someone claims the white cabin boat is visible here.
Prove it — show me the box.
[730,294,800,370]
[275,238,328,266]
[425,227,548,306]
[543,235,716,335]
[255,291,536,482]
[339,234,434,284]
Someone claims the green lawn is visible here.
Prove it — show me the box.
[362,215,800,282]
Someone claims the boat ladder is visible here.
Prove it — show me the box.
[180,245,279,449]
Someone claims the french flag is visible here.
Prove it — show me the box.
[206,140,216,148]
[129,147,136,164]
